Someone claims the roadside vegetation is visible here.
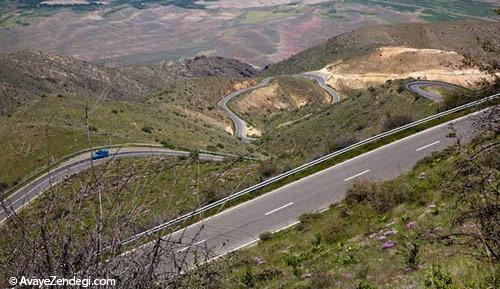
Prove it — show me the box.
[204,107,499,288]
[0,154,263,285]
[0,154,260,243]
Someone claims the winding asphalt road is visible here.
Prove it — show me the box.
[298,71,341,103]
[126,107,491,274]
[217,77,274,143]
[406,80,465,102]
[218,73,341,142]
[0,147,224,224]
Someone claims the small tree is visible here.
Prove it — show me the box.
[382,113,413,132]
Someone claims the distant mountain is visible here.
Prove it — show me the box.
[261,20,500,75]
[0,51,257,115]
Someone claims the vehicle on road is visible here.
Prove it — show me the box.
[91,149,110,160]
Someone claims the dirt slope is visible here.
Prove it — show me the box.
[262,20,500,76]
[318,46,494,91]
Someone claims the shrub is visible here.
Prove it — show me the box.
[424,264,454,289]
[298,212,320,226]
[141,126,154,133]
[0,181,8,193]
[403,235,421,270]
[328,135,358,152]
[439,92,473,111]
[345,180,417,213]
[159,140,175,149]
[206,145,217,151]
[241,268,255,288]
[283,253,303,277]
[202,189,218,203]
[323,216,346,244]
[111,109,119,114]
[88,125,98,132]
[357,280,377,289]
[255,268,282,282]
[259,160,277,179]
[259,232,273,241]
[382,113,413,132]
[450,135,500,261]
[311,272,335,288]
[345,181,378,204]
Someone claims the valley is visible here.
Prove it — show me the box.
[0,9,498,289]
[0,1,498,67]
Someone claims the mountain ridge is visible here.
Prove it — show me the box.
[261,20,500,75]
[0,50,258,116]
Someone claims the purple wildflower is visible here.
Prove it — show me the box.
[406,221,417,229]
[382,240,396,249]
[384,229,397,236]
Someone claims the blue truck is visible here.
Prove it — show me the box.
[91,149,109,160]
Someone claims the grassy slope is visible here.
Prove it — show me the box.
[217,135,498,289]
[0,87,249,191]
[0,156,261,259]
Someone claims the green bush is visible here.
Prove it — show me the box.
[255,268,282,282]
[259,232,273,241]
[382,113,413,132]
[424,264,454,289]
[241,268,256,288]
[403,235,421,270]
[357,280,377,289]
[283,253,303,277]
[0,181,8,192]
[327,135,358,152]
[323,215,347,244]
[259,160,277,179]
[141,126,154,133]
[297,212,321,231]
[159,140,175,149]
[345,180,418,213]
[345,181,378,204]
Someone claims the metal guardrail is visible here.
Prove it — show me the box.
[1,143,240,201]
[1,143,160,200]
[120,92,500,246]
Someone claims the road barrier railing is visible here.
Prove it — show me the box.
[121,92,500,246]
[1,141,242,202]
